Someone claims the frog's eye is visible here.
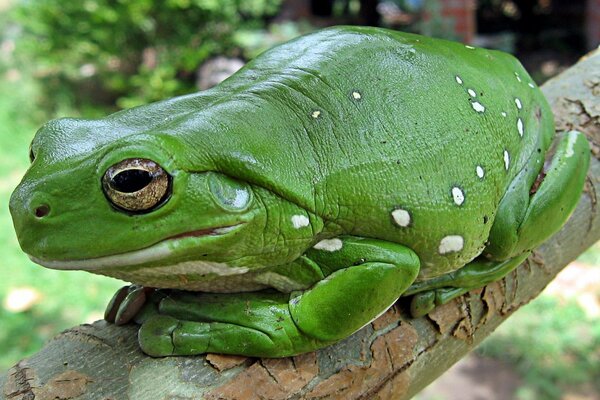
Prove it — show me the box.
[208,173,252,212]
[102,158,171,213]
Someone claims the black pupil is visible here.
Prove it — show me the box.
[112,169,153,193]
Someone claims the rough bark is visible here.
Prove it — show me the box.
[2,50,599,400]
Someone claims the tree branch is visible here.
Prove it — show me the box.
[2,50,599,400]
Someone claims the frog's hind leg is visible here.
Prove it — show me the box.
[485,130,589,260]
[406,131,590,317]
[405,253,529,317]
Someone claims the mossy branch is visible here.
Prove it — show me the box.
[2,50,599,400]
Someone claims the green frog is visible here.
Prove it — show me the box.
[10,26,589,357]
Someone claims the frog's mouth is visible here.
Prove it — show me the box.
[28,224,243,271]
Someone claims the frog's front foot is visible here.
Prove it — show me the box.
[104,285,158,325]
[137,291,327,357]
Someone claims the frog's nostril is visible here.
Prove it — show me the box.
[34,204,50,218]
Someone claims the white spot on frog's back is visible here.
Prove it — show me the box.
[313,238,343,252]
[352,91,362,100]
[501,111,507,117]
[455,75,463,85]
[465,45,475,49]
[291,215,310,229]
[528,82,535,88]
[451,187,465,206]
[515,98,522,109]
[468,89,477,97]
[391,208,411,227]
[311,110,321,119]
[471,101,485,113]
[515,73,522,82]
[476,165,485,178]
[503,150,510,170]
[439,235,464,254]
[517,118,524,137]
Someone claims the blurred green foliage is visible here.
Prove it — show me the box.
[0,68,125,369]
[233,21,316,59]
[478,296,600,400]
[14,0,282,110]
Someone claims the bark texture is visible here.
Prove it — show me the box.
[2,50,599,400]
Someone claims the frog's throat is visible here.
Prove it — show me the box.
[28,225,241,271]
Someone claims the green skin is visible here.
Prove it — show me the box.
[9,26,590,358]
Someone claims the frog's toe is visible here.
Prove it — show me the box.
[104,286,130,323]
[410,288,465,317]
[105,285,156,325]
[138,315,178,356]
[410,291,436,317]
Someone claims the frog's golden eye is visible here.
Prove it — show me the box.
[102,158,171,213]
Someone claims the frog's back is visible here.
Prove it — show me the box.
[160,27,555,278]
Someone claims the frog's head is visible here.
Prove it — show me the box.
[9,114,315,287]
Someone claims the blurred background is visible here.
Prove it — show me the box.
[0,0,598,399]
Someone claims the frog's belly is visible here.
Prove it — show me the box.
[95,260,311,292]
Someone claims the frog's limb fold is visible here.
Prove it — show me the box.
[406,252,529,317]
[486,130,590,260]
[137,237,420,357]
[405,130,589,317]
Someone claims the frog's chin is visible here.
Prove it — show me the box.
[28,224,242,271]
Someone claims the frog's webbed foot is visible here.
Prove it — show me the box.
[104,285,160,325]
[406,253,528,317]
[405,131,590,317]
[136,237,420,357]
